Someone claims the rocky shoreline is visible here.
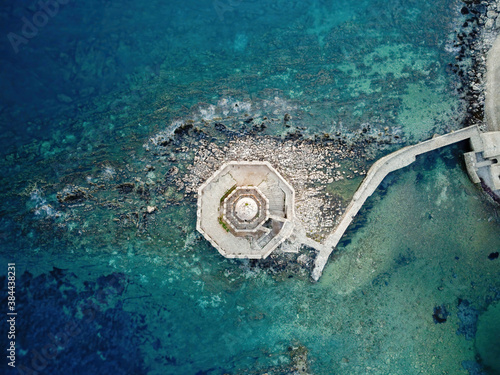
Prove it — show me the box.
[451,0,500,129]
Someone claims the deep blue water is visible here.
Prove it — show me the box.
[1,0,499,374]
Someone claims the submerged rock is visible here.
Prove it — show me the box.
[56,185,87,203]
[56,93,73,103]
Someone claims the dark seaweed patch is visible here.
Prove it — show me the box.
[0,269,148,375]
[116,182,135,194]
[433,304,450,324]
[456,299,479,340]
[487,252,499,260]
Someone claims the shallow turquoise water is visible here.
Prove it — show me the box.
[0,0,499,374]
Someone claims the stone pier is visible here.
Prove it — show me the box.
[312,126,483,280]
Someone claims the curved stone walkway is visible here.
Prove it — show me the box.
[311,126,482,281]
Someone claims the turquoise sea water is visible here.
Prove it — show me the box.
[1,0,499,374]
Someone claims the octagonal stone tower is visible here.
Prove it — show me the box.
[197,161,295,259]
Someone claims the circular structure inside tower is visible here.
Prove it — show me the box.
[234,197,259,221]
